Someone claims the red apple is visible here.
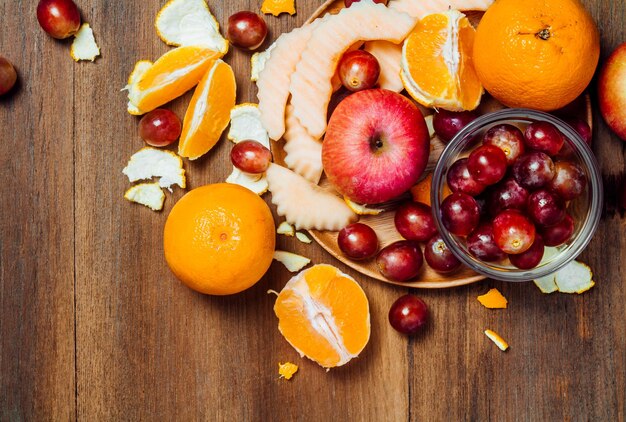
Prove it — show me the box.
[322,89,430,204]
[599,42,626,141]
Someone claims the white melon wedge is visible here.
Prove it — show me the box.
[364,40,403,92]
[266,163,357,231]
[283,104,323,184]
[390,0,495,17]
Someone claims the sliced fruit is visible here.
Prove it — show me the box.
[273,264,370,368]
[401,10,483,111]
[70,23,100,62]
[261,0,296,16]
[124,182,165,211]
[484,329,509,351]
[278,362,298,380]
[295,232,312,244]
[277,221,295,236]
[225,167,268,195]
[477,288,508,309]
[257,19,323,140]
[266,163,357,231]
[122,147,186,190]
[273,250,311,272]
[554,261,595,294]
[283,104,323,184]
[290,1,415,138]
[390,0,495,17]
[178,59,236,159]
[227,103,270,148]
[127,46,222,115]
[343,197,383,216]
[363,40,403,92]
[424,115,435,138]
[251,43,275,82]
[155,0,228,53]
[124,60,153,115]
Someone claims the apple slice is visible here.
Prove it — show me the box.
[283,104,323,184]
[266,163,357,231]
[289,0,415,139]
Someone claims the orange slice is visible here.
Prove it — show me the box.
[261,0,296,16]
[178,59,236,160]
[401,10,483,111]
[127,46,222,115]
[274,264,370,368]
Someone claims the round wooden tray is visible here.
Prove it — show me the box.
[274,0,593,289]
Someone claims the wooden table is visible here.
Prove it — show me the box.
[1,1,625,420]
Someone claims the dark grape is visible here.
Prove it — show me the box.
[394,202,437,242]
[446,158,486,196]
[432,110,478,143]
[548,161,587,201]
[467,222,507,262]
[37,0,81,39]
[540,213,575,246]
[564,117,592,146]
[230,140,273,174]
[376,241,423,282]
[467,144,508,185]
[483,123,525,164]
[527,189,565,227]
[338,50,380,92]
[227,11,267,50]
[337,223,379,260]
[138,109,182,147]
[512,152,556,190]
[424,234,461,273]
[487,177,529,215]
[524,121,565,155]
[440,193,480,236]
[492,210,536,254]
[0,57,17,96]
[509,235,545,269]
[388,294,428,335]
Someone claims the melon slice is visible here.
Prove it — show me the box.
[266,163,357,231]
[289,1,415,139]
[363,40,403,92]
[257,18,327,141]
[390,0,495,17]
[283,104,323,184]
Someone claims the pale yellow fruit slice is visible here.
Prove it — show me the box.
[124,183,165,211]
[343,197,383,216]
[273,250,311,272]
[227,103,270,148]
[283,104,323,184]
[70,23,100,62]
[390,0,495,17]
[484,329,509,351]
[225,167,269,195]
[289,1,415,138]
[364,40,403,92]
[424,115,436,138]
[155,0,228,53]
[251,43,275,82]
[554,261,595,294]
[122,147,186,190]
[295,232,312,244]
[477,288,507,309]
[124,60,153,115]
[266,163,357,231]
[257,19,325,140]
[277,221,295,236]
[278,362,298,380]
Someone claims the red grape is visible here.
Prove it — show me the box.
[394,202,437,242]
[37,0,81,39]
[345,0,387,6]
[467,144,508,185]
[527,189,565,227]
[338,50,380,92]
[337,223,379,260]
[230,140,273,174]
[467,222,507,262]
[483,124,525,164]
[388,294,429,335]
[548,161,587,201]
[446,158,485,196]
[487,177,529,215]
[227,11,267,50]
[564,117,592,146]
[440,193,480,236]
[138,109,181,147]
[540,213,575,246]
[524,121,564,155]
[0,57,17,96]
[512,152,556,190]
[376,241,423,282]
[492,210,536,254]
[509,235,545,269]
[433,109,478,143]
[424,234,461,273]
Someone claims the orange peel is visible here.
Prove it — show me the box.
[484,329,509,351]
[124,183,165,211]
[277,221,295,236]
[278,362,299,380]
[477,288,508,309]
[122,147,186,190]
[261,0,296,16]
[70,23,100,62]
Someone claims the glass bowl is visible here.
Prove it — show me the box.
[431,109,603,282]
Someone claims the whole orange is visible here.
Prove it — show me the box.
[473,0,599,111]
[163,183,275,295]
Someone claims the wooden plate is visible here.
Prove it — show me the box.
[273,0,593,289]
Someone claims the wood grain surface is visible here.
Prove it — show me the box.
[0,0,624,421]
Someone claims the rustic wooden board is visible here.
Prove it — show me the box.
[0,0,624,420]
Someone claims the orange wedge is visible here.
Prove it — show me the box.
[127,46,222,115]
[178,59,236,160]
[274,264,370,368]
[401,10,483,111]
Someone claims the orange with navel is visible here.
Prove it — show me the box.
[163,183,275,295]
[473,0,600,111]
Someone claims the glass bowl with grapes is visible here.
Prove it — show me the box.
[431,109,603,282]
